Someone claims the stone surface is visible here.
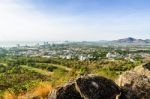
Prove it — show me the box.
[117,63,150,99]
[48,63,150,99]
[48,74,121,99]
[76,75,121,99]
[48,82,83,99]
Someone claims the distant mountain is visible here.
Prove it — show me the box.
[112,37,150,44]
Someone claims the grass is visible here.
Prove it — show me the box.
[17,82,52,99]
[48,63,72,71]
[21,65,53,76]
[3,91,15,99]
[37,63,72,71]
[94,69,118,80]
[0,63,8,67]
[2,82,52,99]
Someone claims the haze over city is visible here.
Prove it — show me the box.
[0,0,150,41]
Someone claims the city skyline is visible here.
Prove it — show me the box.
[0,0,150,41]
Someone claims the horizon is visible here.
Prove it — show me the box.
[0,37,149,42]
[0,0,150,41]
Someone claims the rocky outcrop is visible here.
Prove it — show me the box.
[48,74,121,99]
[49,82,83,99]
[48,63,150,99]
[117,62,150,99]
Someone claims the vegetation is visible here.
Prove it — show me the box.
[0,43,149,98]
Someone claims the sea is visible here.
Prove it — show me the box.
[0,41,65,48]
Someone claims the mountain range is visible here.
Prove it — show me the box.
[112,37,150,44]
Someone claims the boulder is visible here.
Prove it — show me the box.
[117,63,150,99]
[48,82,83,99]
[48,74,121,99]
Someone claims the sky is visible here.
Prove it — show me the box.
[0,0,150,41]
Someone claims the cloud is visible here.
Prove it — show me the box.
[0,0,150,41]
[0,0,59,41]
[0,0,90,41]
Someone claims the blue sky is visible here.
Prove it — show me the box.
[0,0,150,41]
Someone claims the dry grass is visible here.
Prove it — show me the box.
[17,82,52,99]
[1,82,52,99]
[32,82,52,98]
[3,91,16,99]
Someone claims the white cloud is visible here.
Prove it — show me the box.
[0,0,90,41]
[0,0,150,41]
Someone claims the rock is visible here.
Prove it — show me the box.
[134,63,150,78]
[143,62,150,70]
[48,63,150,99]
[48,82,83,99]
[76,75,121,99]
[48,74,121,99]
[117,63,150,99]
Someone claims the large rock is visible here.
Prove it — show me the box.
[117,63,150,99]
[48,74,121,99]
[49,82,83,99]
